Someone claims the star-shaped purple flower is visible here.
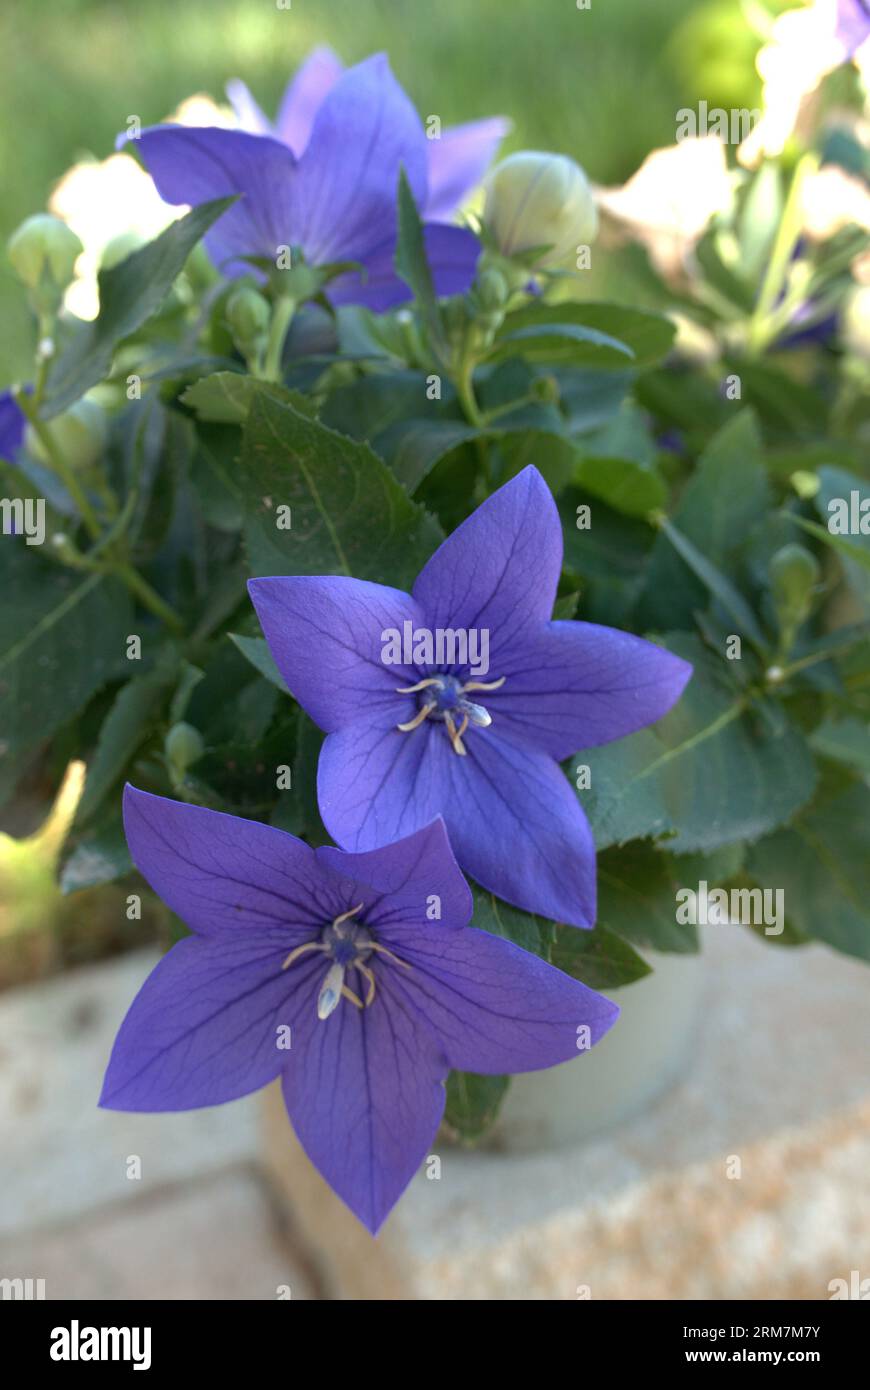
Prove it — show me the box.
[249,466,692,929]
[226,44,510,223]
[101,787,618,1233]
[127,52,493,309]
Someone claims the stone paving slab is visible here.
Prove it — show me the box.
[0,949,261,1239]
[0,1166,315,1300]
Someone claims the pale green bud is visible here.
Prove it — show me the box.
[225,287,271,354]
[164,722,205,774]
[8,214,83,298]
[483,151,598,270]
[769,544,820,635]
[25,398,107,473]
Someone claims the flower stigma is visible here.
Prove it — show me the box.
[281,901,411,1020]
[395,674,506,755]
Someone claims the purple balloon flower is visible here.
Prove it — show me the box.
[249,467,692,929]
[836,0,870,56]
[101,787,618,1233]
[128,52,493,309]
[0,389,26,461]
[226,44,510,223]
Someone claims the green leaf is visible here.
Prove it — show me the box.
[76,664,177,825]
[572,633,817,852]
[809,716,870,774]
[637,411,771,631]
[60,817,132,894]
[550,921,652,989]
[228,633,290,693]
[42,198,236,417]
[241,390,443,589]
[444,1071,510,1143]
[0,543,131,807]
[746,779,870,962]
[658,516,769,651]
[574,406,666,517]
[597,842,699,953]
[181,371,316,425]
[470,884,553,957]
[491,302,675,369]
[394,169,443,350]
[489,321,634,368]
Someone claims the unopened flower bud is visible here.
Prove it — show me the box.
[25,398,107,473]
[8,214,83,303]
[226,286,271,354]
[531,374,560,405]
[474,267,509,315]
[164,722,205,775]
[769,544,820,635]
[483,152,598,270]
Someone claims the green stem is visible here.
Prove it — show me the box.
[747,153,818,355]
[454,353,485,428]
[114,562,185,635]
[14,388,102,540]
[261,296,296,382]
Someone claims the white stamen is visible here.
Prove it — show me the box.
[317,962,345,1019]
[463,700,492,727]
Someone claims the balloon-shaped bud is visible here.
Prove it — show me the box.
[164,722,205,776]
[8,214,83,307]
[483,152,598,270]
[25,398,107,473]
[769,543,820,636]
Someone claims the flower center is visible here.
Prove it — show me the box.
[281,903,411,1020]
[394,674,506,755]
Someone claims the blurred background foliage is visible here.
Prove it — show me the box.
[0,0,774,381]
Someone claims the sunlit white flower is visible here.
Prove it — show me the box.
[800,162,870,238]
[740,0,870,167]
[596,136,733,284]
[47,95,231,320]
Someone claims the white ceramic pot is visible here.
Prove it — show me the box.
[485,947,706,1152]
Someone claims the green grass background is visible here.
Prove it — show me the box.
[0,0,765,381]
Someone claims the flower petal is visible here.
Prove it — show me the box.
[314,818,473,932]
[275,45,345,154]
[411,466,563,667]
[100,934,321,1111]
[0,389,26,460]
[318,720,597,927]
[123,785,329,938]
[225,78,272,136]
[482,622,693,760]
[130,125,300,271]
[424,116,511,220]
[280,981,446,1233]
[381,923,619,1073]
[327,222,481,310]
[248,574,426,733]
[294,53,428,265]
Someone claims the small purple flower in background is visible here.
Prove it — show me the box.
[226,45,510,224]
[0,390,26,461]
[249,467,692,929]
[101,787,618,1233]
[836,0,870,57]
[127,52,501,309]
